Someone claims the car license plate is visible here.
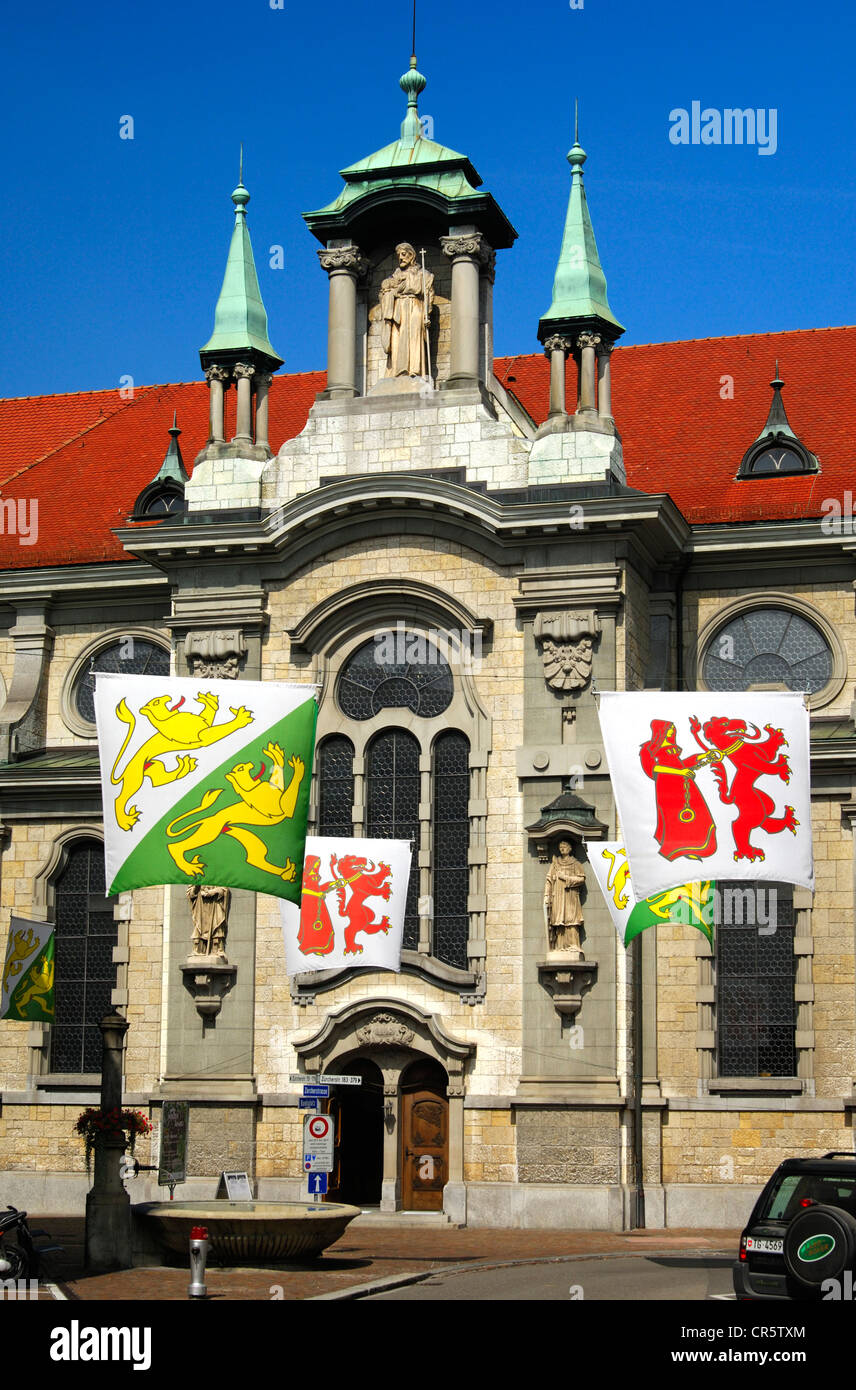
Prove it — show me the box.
[747,1237,783,1254]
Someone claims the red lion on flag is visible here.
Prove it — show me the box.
[332,854,393,956]
[688,715,798,862]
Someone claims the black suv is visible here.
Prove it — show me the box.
[734,1152,856,1300]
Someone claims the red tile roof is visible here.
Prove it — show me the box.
[1,326,851,569]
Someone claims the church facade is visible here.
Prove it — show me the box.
[1,55,854,1229]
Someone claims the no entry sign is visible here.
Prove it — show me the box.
[303,1112,334,1172]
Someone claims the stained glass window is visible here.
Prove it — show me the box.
[338,635,453,721]
[716,883,796,1076]
[702,609,831,695]
[76,639,171,724]
[317,736,355,838]
[49,840,117,1074]
[366,730,420,950]
[432,732,470,970]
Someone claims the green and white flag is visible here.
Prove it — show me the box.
[2,915,55,1021]
[95,675,318,901]
[589,841,715,947]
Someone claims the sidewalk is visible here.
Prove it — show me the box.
[34,1219,739,1301]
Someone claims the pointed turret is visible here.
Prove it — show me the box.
[132,414,189,517]
[538,109,624,342]
[536,108,623,441]
[738,364,818,477]
[198,162,282,458]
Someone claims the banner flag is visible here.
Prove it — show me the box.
[597,692,813,900]
[588,841,715,946]
[280,836,412,974]
[95,675,318,901]
[2,916,55,1021]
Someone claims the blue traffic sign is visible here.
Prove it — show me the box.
[308,1172,328,1196]
[299,1097,320,1110]
[303,1084,330,1098]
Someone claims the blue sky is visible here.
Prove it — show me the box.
[2,0,854,398]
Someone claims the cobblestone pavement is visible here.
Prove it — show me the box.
[26,1219,739,1301]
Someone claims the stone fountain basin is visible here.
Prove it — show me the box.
[136,1201,361,1262]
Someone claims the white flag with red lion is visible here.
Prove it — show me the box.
[280,836,412,974]
[597,691,813,899]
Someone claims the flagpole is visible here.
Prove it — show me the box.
[630,933,645,1228]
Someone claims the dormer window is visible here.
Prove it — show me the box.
[737,365,818,479]
[131,414,189,519]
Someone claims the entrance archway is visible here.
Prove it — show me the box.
[325,1057,384,1207]
[401,1058,449,1211]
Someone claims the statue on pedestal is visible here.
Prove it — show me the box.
[186,885,231,963]
[380,242,434,378]
[543,838,585,957]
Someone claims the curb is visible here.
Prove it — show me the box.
[308,1246,737,1301]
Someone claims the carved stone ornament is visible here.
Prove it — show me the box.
[537,957,597,1020]
[318,246,369,278]
[255,371,274,390]
[576,331,602,352]
[205,364,231,384]
[184,629,248,680]
[232,362,255,380]
[440,233,492,265]
[543,334,572,358]
[187,884,231,962]
[355,1012,415,1048]
[543,839,585,957]
[533,610,601,691]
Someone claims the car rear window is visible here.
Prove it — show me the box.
[760,1172,856,1222]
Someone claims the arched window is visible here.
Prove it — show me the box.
[715,883,796,1077]
[366,730,420,951]
[49,838,117,1074]
[317,736,355,838]
[432,732,470,970]
[337,635,453,720]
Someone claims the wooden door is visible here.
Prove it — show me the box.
[401,1065,448,1212]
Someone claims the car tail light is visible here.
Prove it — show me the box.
[739,1235,748,1261]
[799,1198,815,1208]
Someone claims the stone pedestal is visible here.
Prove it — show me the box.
[181,957,237,1020]
[537,956,598,1019]
[84,1011,132,1271]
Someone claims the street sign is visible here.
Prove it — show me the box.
[303,1112,334,1172]
[308,1172,328,1196]
[299,1097,320,1111]
[289,1074,362,1087]
[302,1084,330,1098]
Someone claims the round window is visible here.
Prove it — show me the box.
[337,634,453,720]
[702,609,832,695]
[75,638,171,724]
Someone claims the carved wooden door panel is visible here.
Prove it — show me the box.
[401,1086,448,1211]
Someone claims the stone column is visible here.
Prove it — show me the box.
[254,372,274,451]
[597,340,614,423]
[441,233,491,389]
[319,246,368,399]
[576,331,600,415]
[232,363,255,443]
[480,249,496,385]
[84,1010,132,1270]
[443,1077,467,1225]
[381,1082,401,1212]
[205,365,229,444]
[543,334,572,418]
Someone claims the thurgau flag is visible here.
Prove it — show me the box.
[280,836,412,974]
[95,675,318,901]
[597,691,813,900]
[588,842,715,947]
[2,916,55,1021]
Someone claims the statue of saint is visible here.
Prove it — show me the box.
[543,839,585,955]
[380,242,434,378]
[186,885,231,962]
